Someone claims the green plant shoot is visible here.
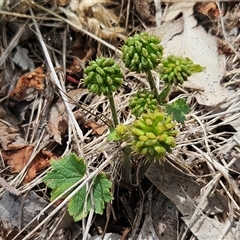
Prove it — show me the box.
[42,154,113,222]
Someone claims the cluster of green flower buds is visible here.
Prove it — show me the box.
[129,90,157,117]
[114,124,131,142]
[130,110,177,160]
[159,55,205,85]
[122,32,163,73]
[84,57,123,96]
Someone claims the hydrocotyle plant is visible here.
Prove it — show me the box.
[42,154,113,222]
[84,57,123,127]
[86,33,204,179]
[130,110,177,161]
[159,55,205,85]
[129,89,157,117]
[122,32,163,100]
[158,55,205,103]
[121,32,205,124]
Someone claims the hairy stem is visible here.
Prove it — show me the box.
[158,83,173,104]
[121,146,132,183]
[146,70,158,100]
[108,93,119,127]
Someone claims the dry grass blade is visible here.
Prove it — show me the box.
[12,145,124,240]
[0,177,20,196]
[28,6,84,157]
[0,20,30,66]
[23,0,122,54]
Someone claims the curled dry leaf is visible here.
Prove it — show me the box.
[62,0,127,42]
[0,121,19,151]
[57,0,71,6]
[47,109,85,144]
[217,38,233,55]
[194,2,220,20]
[87,18,126,43]
[2,146,58,184]
[69,58,83,74]
[68,48,95,74]
[135,0,155,23]
[9,66,45,101]
[84,120,107,135]
[47,116,68,145]
[46,89,87,145]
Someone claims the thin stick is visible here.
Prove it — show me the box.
[0,10,61,20]
[216,2,240,59]
[28,6,84,158]
[108,93,119,127]
[12,144,125,240]
[23,0,122,55]
[0,20,30,66]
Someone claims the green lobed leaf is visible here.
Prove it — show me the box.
[68,173,113,221]
[190,64,206,73]
[92,173,114,214]
[164,98,191,123]
[43,153,114,222]
[107,129,122,141]
[42,153,86,201]
[68,185,90,221]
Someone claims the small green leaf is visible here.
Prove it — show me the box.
[165,98,191,123]
[68,186,90,221]
[92,173,114,215]
[190,64,206,73]
[43,153,114,222]
[42,153,86,201]
[107,129,122,141]
[68,173,113,221]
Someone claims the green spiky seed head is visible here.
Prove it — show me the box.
[129,90,157,117]
[159,55,205,85]
[115,124,131,142]
[122,32,163,73]
[115,124,127,135]
[84,57,123,96]
[130,110,177,161]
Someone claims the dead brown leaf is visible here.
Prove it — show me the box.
[57,0,70,6]
[23,150,57,184]
[69,58,83,74]
[84,120,107,135]
[47,109,85,144]
[2,146,57,183]
[47,115,68,144]
[194,2,220,20]
[9,66,45,100]
[0,121,20,150]
[217,38,234,55]
[68,48,95,74]
[3,145,34,172]
[134,0,155,23]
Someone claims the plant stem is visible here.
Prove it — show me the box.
[108,93,119,127]
[121,146,132,183]
[146,70,158,101]
[158,83,173,104]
